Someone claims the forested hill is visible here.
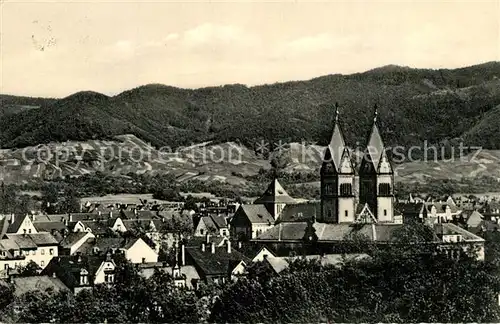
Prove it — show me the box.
[1,61,500,149]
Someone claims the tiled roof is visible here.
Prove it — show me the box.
[75,237,124,255]
[121,210,156,220]
[210,215,227,229]
[27,233,59,246]
[60,232,92,249]
[264,256,289,274]
[256,222,406,242]
[11,276,70,297]
[466,210,484,227]
[6,215,26,233]
[199,217,218,232]
[42,255,111,289]
[185,246,251,276]
[122,237,140,250]
[280,202,321,222]
[5,234,37,249]
[80,221,109,235]
[435,223,484,241]
[233,204,274,224]
[253,179,297,204]
[122,219,154,231]
[33,221,68,233]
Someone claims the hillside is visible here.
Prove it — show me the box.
[2,62,500,150]
[0,134,499,187]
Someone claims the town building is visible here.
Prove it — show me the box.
[250,104,484,260]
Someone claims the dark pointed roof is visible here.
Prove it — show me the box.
[254,179,296,204]
[363,105,385,170]
[324,103,348,171]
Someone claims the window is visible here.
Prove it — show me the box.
[340,183,352,196]
[200,229,204,235]
[31,250,36,255]
[104,273,114,283]
[41,249,45,255]
[345,210,349,217]
[4,264,8,270]
[142,258,146,264]
[24,250,29,256]
[379,183,391,196]
[384,209,387,216]
[41,261,44,267]
[49,249,54,255]
[28,229,32,234]
[23,229,27,235]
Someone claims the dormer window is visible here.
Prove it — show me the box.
[80,269,89,285]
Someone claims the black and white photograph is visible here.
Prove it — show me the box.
[0,0,500,322]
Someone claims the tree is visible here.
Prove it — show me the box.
[18,260,41,277]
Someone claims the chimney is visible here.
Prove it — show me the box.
[181,244,186,266]
[69,214,73,222]
[371,223,377,241]
[64,218,68,226]
[206,233,210,244]
[109,211,113,219]
[211,242,215,254]
[32,214,36,222]
[98,211,102,217]
[201,243,205,252]
[238,241,242,249]
[226,240,231,254]
[9,214,14,225]
[52,271,57,278]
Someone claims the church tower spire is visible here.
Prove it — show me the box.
[320,103,355,223]
[358,104,394,222]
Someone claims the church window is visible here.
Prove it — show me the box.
[379,183,391,196]
[340,183,352,196]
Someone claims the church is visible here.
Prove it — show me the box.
[245,104,485,260]
[319,103,394,224]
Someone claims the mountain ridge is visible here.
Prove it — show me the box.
[2,61,500,151]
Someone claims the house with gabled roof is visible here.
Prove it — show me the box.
[0,233,59,273]
[42,254,119,294]
[0,214,38,235]
[230,204,275,240]
[75,236,158,264]
[184,240,251,284]
[59,231,95,255]
[230,178,298,240]
[194,215,228,237]
[0,275,70,298]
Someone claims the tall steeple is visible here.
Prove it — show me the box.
[358,105,394,222]
[320,103,355,223]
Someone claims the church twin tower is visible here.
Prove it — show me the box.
[320,104,394,224]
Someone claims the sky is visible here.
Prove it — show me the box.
[1,0,499,97]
